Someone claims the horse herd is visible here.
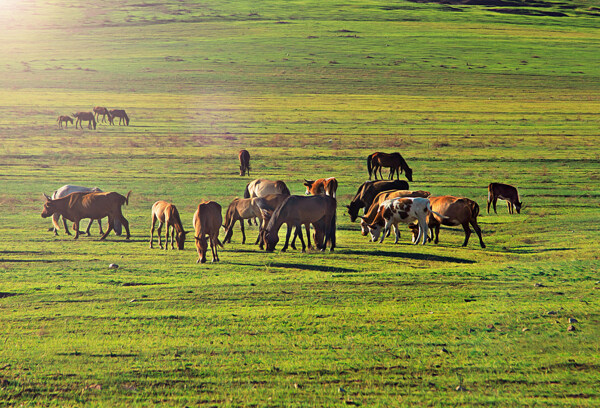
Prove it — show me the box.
[40,150,523,264]
[57,107,130,130]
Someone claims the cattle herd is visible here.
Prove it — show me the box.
[41,149,523,264]
[57,107,130,130]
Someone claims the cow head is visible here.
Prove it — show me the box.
[303,179,314,196]
[361,216,384,242]
[41,193,56,218]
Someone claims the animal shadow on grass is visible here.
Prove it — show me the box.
[268,262,357,273]
[504,246,573,255]
[339,249,476,264]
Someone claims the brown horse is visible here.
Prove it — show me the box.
[244,178,291,226]
[49,185,103,236]
[409,196,485,248]
[150,201,187,250]
[303,177,338,198]
[239,149,250,176]
[346,179,409,222]
[367,152,413,182]
[73,112,96,130]
[109,109,129,126]
[487,183,522,214]
[359,190,431,236]
[222,194,288,246]
[263,195,336,252]
[193,201,223,263]
[93,106,111,123]
[57,115,73,129]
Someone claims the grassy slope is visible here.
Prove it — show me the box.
[0,0,599,406]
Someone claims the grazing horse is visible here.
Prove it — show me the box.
[367,152,413,182]
[93,107,111,123]
[193,201,223,263]
[109,109,129,126]
[346,179,409,222]
[303,177,338,198]
[57,115,73,129]
[263,195,336,252]
[239,149,250,176]
[150,201,187,250]
[42,191,131,240]
[73,112,96,130]
[244,178,291,226]
[49,185,103,236]
[359,190,431,236]
[487,183,522,214]
[409,196,485,248]
[222,194,288,246]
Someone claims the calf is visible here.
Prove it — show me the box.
[193,201,223,263]
[303,177,338,198]
[359,190,431,236]
[487,183,522,214]
[409,196,485,248]
[363,197,443,245]
[42,191,131,240]
[346,179,409,222]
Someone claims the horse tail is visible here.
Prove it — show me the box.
[124,190,132,206]
[92,116,97,130]
[367,154,373,179]
[469,200,480,219]
[243,183,250,199]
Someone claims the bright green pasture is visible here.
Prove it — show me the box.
[0,0,599,406]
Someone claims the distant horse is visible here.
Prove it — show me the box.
[223,194,288,247]
[263,195,336,252]
[57,115,73,129]
[239,149,250,176]
[48,185,104,236]
[93,107,111,123]
[346,179,409,222]
[303,177,338,198]
[367,152,413,181]
[487,183,522,214]
[73,112,96,130]
[109,109,129,126]
[244,178,291,226]
[150,201,187,250]
[193,201,223,263]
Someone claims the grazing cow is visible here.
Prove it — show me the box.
[73,112,96,130]
[363,197,444,245]
[57,115,73,129]
[150,201,187,250]
[239,149,250,176]
[487,183,522,214]
[93,107,111,123]
[41,191,131,240]
[48,185,104,236]
[303,177,338,198]
[346,179,409,222]
[263,195,336,252]
[409,196,486,248]
[109,109,129,126]
[193,201,223,263]
[223,194,288,246]
[359,190,431,236]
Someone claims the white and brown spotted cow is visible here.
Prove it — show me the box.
[362,197,444,245]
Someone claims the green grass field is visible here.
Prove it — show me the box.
[0,0,599,406]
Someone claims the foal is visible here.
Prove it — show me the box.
[149,201,187,250]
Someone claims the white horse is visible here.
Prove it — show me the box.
[49,185,103,236]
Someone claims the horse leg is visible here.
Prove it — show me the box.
[281,224,293,252]
[149,215,156,248]
[171,225,176,249]
[164,224,171,250]
[97,219,103,235]
[295,225,306,252]
[461,223,472,247]
[157,221,164,249]
[100,218,114,240]
[470,219,486,248]
[508,201,513,214]
[492,198,498,214]
[240,218,246,244]
[210,235,219,262]
[305,223,312,249]
[121,216,130,240]
[73,220,81,240]
[85,218,94,236]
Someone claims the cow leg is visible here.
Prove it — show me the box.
[461,223,472,247]
[393,224,400,244]
[487,197,491,214]
[492,198,498,214]
[421,222,429,245]
[434,224,440,244]
[149,215,157,248]
[240,219,246,244]
[470,219,486,248]
[507,201,513,214]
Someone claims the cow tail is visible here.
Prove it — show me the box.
[367,154,373,179]
[243,183,250,199]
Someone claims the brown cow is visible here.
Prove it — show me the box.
[41,191,131,240]
[193,201,223,263]
[359,190,431,236]
[346,179,410,222]
[409,196,485,248]
[303,177,338,198]
[239,149,250,176]
[487,183,522,214]
[150,201,187,250]
[73,112,96,130]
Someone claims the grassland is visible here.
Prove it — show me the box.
[0,0,599,406]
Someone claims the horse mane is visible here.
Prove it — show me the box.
[265,195,292,232]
